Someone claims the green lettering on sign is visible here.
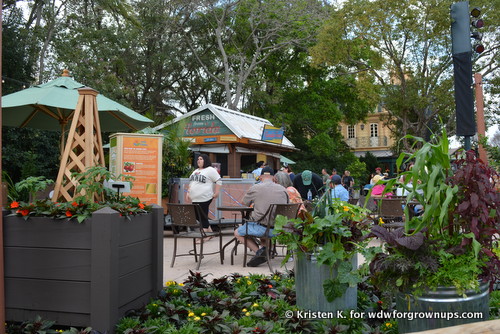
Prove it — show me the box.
[184,110,232,136]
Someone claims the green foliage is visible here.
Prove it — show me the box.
[1,7,35,95]
[249,65,374,171]
[7,166,151,222]
[490,290,500,320]
[3,171,21,202]
[479,135,500,171]
[359,152,379,177]
[426,251,484,294]
[310,0,500,150]
[6,315,57,334]
[115,318,141,334]
[275,194,373,301]
[73,166,135,202]
[159,125,194,198]
[392,129,458,236]
[2,127,60,184]
[368,129,500,297]
[14,176,54,202]
[275,195,372,260]
[345,159,368,190]
[115,271,371,334]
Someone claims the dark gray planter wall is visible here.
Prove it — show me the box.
[4,205,164,333]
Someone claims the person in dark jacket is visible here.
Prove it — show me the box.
[292,170,323,200]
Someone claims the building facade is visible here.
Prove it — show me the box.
[339,106,397,174]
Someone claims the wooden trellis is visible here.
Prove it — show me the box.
[52,87,105,202]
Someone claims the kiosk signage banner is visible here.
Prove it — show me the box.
[183,110,232,136]
[261,124,284,144]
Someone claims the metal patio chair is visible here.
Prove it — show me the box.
[168,203,222,270]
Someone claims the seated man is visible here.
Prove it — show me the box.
[330,175,349,202]
[234,166,289,267]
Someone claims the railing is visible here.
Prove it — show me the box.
[345,136,388,149]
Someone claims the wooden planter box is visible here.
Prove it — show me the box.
[4,205,164,333]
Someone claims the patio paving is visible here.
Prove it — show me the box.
[162,228,382,283]
[162,230,291,283]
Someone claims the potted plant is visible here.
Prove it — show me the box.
[368,130,500,333]
[159,126,193,211]
[3,166,164,334]
[274,194,375,312]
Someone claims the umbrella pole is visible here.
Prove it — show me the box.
[60,121,67,158]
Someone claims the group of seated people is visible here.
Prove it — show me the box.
[232,165,427,267]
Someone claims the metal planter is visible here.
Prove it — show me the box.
[295,251,357,313]
[396,283,489,333]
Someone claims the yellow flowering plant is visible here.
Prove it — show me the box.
[275,195,374,264]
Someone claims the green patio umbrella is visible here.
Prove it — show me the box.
[2,70,153,133]
[280,155,296,164]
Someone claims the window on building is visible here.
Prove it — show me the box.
[347,125,355,139]
[370,123,378,137]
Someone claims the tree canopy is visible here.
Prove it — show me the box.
[2,0,499,179]
[310,0,499,152]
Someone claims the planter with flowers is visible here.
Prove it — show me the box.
[3,167,164,334]
[274,194,374,312]
[368,130,500,333]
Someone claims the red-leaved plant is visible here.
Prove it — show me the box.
[368,130,500,298]
[448,150,500,288]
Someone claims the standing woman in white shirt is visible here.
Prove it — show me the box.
[187,154,222,242]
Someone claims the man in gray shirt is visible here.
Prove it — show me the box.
[234,166,289,267]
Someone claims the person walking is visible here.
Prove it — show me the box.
[341,170,354,198]
[187,154,222,243]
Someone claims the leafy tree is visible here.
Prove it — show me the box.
[2,6,35,94]
[177,0,328,110]
[9,0,136,83]
[310,0,500,153]
[52,0,225,119]
[480,132,500,171]
[243,49,374,171]
[359,151,379,178]
[2,127,60,183]
[345,159,368,191]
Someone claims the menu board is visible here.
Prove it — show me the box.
[109,133,163,205]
